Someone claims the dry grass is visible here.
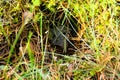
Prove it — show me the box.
[0,0,120,80]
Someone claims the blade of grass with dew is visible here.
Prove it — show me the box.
[7,23,26,64]
[7,11,33,64]
[27,32,37,79]
[27,32,35,66]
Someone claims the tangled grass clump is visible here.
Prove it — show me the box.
[0,0,120,80]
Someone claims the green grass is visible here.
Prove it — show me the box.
[0,0,120,80]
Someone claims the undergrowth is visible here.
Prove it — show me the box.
[0,0,120,80]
